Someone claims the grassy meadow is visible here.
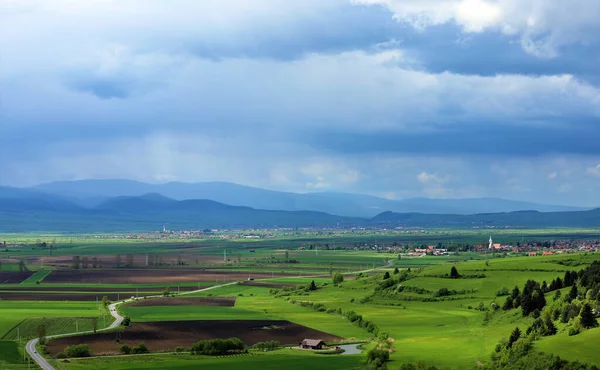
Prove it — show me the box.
[1,231,600,369]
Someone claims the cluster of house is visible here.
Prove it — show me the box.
[406,245,448,256]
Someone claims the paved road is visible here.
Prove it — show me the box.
[25,282,237,370]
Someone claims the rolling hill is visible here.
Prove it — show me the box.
[31,179,587,217]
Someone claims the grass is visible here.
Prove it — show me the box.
[536,327,600,366]
[0,340,22,364]
[60,350,364,370]
[21,269,53,284]
[0,301,105,338]
[123,305,276,321]
[2,316,112,340]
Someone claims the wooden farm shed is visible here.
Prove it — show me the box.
[301,339,326,350]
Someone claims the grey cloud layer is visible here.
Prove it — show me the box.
[0,0,599,205]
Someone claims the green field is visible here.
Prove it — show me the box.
[59,351,364,370]
[123,305,276,321]
[21,269,53,284]
[1,231,600,369]
[0,301,106,339]
[0,340,22,364]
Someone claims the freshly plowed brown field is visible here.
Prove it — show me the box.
[126,297,236,307]
[0,292,155,301]
[0,286,197,292]
[0,271,34,284]
[43,269,290,284]
[47,320,342,355]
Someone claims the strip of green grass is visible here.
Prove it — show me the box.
[0,301,104,338]
[536,327,600,366]
[0,340,22,364]
[123,305,275,322]
[21,269,53,284]
[2,316,113,340]
[61,351,364,370]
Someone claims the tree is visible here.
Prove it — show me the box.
[91,318,98,333]
[568,285,578,302]
[36,324,47,340]
[502,296,514,311]
[115,254,122,268]
[383,271,391,280]
[508,327,521,347]
[450,266,459,279]
[120,344,132,354]
[309,280,317,291]
[126,254,134,267]
[511,286,520,299]
[65,344,91,357]
[82,256,89,269]
[101,296,109,308]
[285,250,289,260]
[543,317,557,335]
[393,267,400,274]
[92,257,98,269]
[72,256,81,269]
[553,290,561,301]
[580,303,598,329]
[333,272,344,285]
[132,342,149,354]
[18,260,26,272]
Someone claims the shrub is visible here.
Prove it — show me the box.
[122,316,131,327]
[191,338,245,356]
[568,327,580,336]
[119,344,132,354]
[65,344,91,358]
[175,347,185,353]
[496,287,510,296]
[253,341,280,351]
[367,348,390,365]
[132,342,149,354]
[56,352,67,359]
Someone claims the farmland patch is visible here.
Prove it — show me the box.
[126,297,236,307]
[47,320,342,355]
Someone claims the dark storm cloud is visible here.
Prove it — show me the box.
[310,119,600,156]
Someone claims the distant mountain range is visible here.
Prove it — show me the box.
[31,179,587,217]
[0,181,598,232]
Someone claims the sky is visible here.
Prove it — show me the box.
[1,0,599,205]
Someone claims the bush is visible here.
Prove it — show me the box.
[132,342,149,354]
[253,341,280,351]
[122,316,131,326]
[56,352,67,359]
[175,347,186,353]
[568,327,580,336]
[496,287,510,296]
[367,348,390,365]
[191,338,245,356]
[119,344,132,354]
[65,344,91,358]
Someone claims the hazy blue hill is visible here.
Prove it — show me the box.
[0,189,599,232]
[0,186,82,212]
[30,180,588,217]
[372,209,600,228]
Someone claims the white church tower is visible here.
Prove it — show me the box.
[489,236,493,250]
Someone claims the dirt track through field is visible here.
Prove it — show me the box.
[47,320,342,355]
